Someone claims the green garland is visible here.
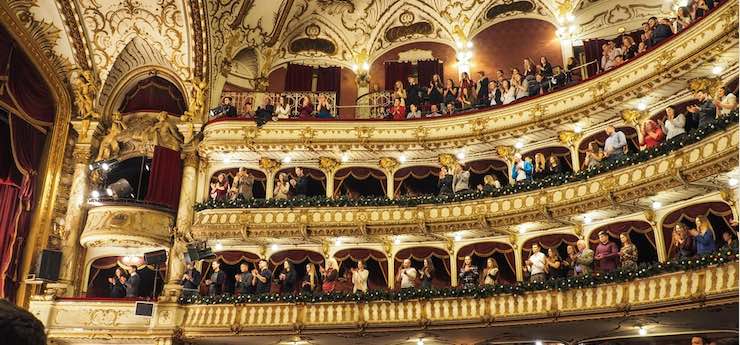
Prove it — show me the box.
[179,249,738,305]
[194,112,738,211]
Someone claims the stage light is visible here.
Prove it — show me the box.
[106,188,113,197]
[91,190,100,199]
[88,164,94,171]
[282,156,292,164]
[651,201,662,210]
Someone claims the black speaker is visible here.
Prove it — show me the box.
[144,250,167,265]
[36,249,61,281]
[134,301,155,317]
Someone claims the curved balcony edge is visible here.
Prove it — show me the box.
[80,205,175,249]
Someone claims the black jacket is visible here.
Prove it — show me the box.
[651,24,673,46]
[235,271,254,295]
[293,175,309,197]
[255,104,275,126]
[438,175,453,195]
[110,280,126,298]
[405,83,421,107]
[279,269,297,294]
[476,77,490,102]
[208,270,226,296]
[255,268,272,294]
[691,99,717,129]
[181,269,201,290]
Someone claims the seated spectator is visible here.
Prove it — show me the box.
[550,66,568,89]
[651,17,674,46]
[458,87,473,110]
[390,98,405,120]
[538,56,553,77]
[443,79,458,108]
[714,86,738,116]
[427,104,442,117]
[547,155,562,175]
[583,141,604,170]
[528,73,549,96]
[512,73,529,100]
[437,166,453,195]
[693,0,710,18]
[316,94,332,119]
[273,96,291,120]
[0,299,46,345]
[298,96,313,119]
[674,6,692,33]
[721,231,737,253]
[445,103,456,115]
[690,215,716,255]
[637,41,647,54]
[255,97,274,127]
[477,174,501,192]
[511,153,532,183]
[641,22,652,47]
[660,106,686,140]
[691,336,710,345]
[406,103,422,119]
[565,57,577,82]
[243,102,256,118]
[490,80,503,106]
[686,90,717,129]
[639,119,665,149]
[621,35,638,60]
[612,55,625,68]
[603,125,628,161]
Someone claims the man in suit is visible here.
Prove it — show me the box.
[235,262,254,295]
[125,265,140,298]
[210,96,237,118]
[254,97,275,128]
[476,71,490,106]
[290,167,309,197]
[687,90,717,130]
[405,76,421,109]
[574,240,594,276]
[650,17,673,46]
[181,262,201,297]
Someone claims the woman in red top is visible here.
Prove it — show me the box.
[320,259,339,293]
[298,96,314,119]
[640,119,665,149]
[390,97,406,120]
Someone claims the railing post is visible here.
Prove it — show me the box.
[652,222,668,262]
[450,251,458,287]
[265,171,275,199]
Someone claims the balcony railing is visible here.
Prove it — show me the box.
[220,91,337,117]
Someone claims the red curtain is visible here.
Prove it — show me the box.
[417,60,443,88]
[285,63,314,91]
[215,251,261,265]
[269,250,324,266]
[522,234,579,259]
[118,76,186,114]
[456,242,516,280]
[589,221,655,249]
[522,146,574,170]
[316,66,341,92]
[583,38,608,76]
[384,62,412,91]
[144,146,182,209]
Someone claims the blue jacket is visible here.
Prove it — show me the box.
[512,160,533,181]
[695,230,716,255]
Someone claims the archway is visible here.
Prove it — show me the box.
[118,75,186,114]
[209,168,267,199]
[588,221,658,265]
[394,247,450,289]
[394,166,439,197]
[269,249,325,294]
[333,167,386,198]
[275,167,326,198]
[86,256,166,298]
[522,233,580,272]
[522,145,574,177]
[457,242,516,284]
[202,251,261,295]
[466,159,510,189]
[661,201,736,258]
[578,126,639,163]
[334,248,388,291]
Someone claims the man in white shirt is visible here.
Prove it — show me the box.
[525,243,547,282]
[396,259,418,289]
[714,87,738,116]
[603,125,627,161]
[352,260,369,293]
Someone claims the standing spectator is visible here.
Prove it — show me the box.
[253,260,272,294]
[538,56,553,77]
[209,173,230,200]
[512,73,529,100]
[674,7,692,33]
[438,166,453,195]
[650,17,674,46]
[230,167,254,200]
[290,167,309,197]
[583,141,604,170]
[690,215,716,255]
[686,90,717,129]
[443,79,458,109]
[393,80,407,105]
[565,57,577,82]
[458,256,480,289]
[621,36,638,60]
[511,153,533,183]
[235,263,254,295]
[396,259,418,289]
[563,245,577,276]
[547,155,562,175]
[459,72,476,105]
[108,267,127,298]
[124,265,141,297]
[480,174,501,191]
[320,259,339,293]
[550,66,568,89]
[532,153,547,180]
[316,95,332,119]
[721,231,738,253]
[523,58,536,77]
[277,261,297,294]
[672,223,695,259]
[481,258,499,286]
[405,76,421,109]
[525,243,547,282]
[452,163,470,193]
[545,248,565,280]
[206,261,225,296]
[574,240,594,276]
[660,106,686,140]
[501,79,516,105]
[639,119,665,149]
[427,74,444,109]
[714,86,738,116]
[603,125,628,162]
[476,71,490,106]
[301,263,321,293]
[619,233,639,270]
[595,231,620,273]
[458,87,473,110]
[352,260,369,293]
[274,172,290,199]
[419,258,435,289]
[600,43,613,71]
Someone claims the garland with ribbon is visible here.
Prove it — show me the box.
[195,112,738,211]
[180,248,738,305]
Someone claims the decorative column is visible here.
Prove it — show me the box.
[384,240,395,290]
[162,150,199,299]
[259,157,280,199]
[621,109,646,150]
[380,157,399,199]
[450,248,459,288]
[511,235,524,282]
[558,130,582,173]
[495,146,515,186]
[646,210,668,262]
[319,157,340,198]
[50,120,98,296]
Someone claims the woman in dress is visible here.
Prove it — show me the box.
[437,166,453,196]
[320,259,339,293]
[351,260,369,293]
[583,141,604,170]
[443,79,458,109]
[273,96,291,120]
[277,261,297,294]
[393,80,407,104]
[419,258,435,289]
[274,173,290,200]
[481,258,499,286]
[538,56,553,77]
[671,223,694,259]
[480,174,501,192]
[639,119,665,149]
[532,153,547,180]
[301,263,321,294]
[390,98,406,120]
[621,36,638,60]
[210,173,230,200]
[547,155,562,176]
[619,233,639,270]
[511,73,529,100]
[298,96,313,119]
[459,72,476,105]
[523,58,536,77]
[546,248,564,280]
[427,74,443,109]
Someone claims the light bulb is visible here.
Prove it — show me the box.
[636,101,647,111]
[417,339,425,345]
[574,124,583,133]
[351,63,358,72]
[729,178,738,187]
[394,237,401,245]
[334,238,342,246]
[361,62,369,71]
[101,163,110,171]
[399,154,407,163]
[638,326,647,336]
[566,13,575,22]
[91,190,100,199]
[455,41,463,49]
[535,341,544,345]
[515,141,524,149]
[282,156,292,163]
[712,65,723,75]
[456,151,466,160]
[223,157,231,163]
[271,243,279,251]
[651,201,662,210]
[106,188,113,196]
[214,242,224,251]
[583,216,593,224]
[454,233,462,241]
[466,41,473,49]
[88,164,94,171]
[341,153,350,163]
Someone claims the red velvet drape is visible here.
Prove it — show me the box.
[316,66,341,91]
[285,63,314,91]
[384,62,412,91]
[118,76,186,114]
[144,146,182,209]
[417,60,443,88]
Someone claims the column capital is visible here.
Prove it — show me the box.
[379,157,399,175]
[182,151,199,168]
[71,119,99,144]
[558,130,582,148]
[495,145,515,163]
[259,157,281,174]
[72,146,93,165]
[318,156,340,175]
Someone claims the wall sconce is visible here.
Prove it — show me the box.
[556,12,580,45]
[453,25,474,76]
[351,48,370,87]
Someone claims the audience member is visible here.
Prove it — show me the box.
[290,167,309,197]
[302,263,321,293]
[512,73,529,99]
[458,87,473,110]
[427,74,444,109]
[352,260,369,293]
[621,36,638,60]
[550,66,568,89]
[595,231,620,273]
[511,153,532,183]
[397,259,418,289]
[574,240,594,276]
[255,97,274,127]
[393,80,407,105]
[547,155,562,175]
[273,96,291,120]
[438,166,453,195]
[674,7,692,33]
[523,58,536,77]
[525,243,547,282]
[714,86,738,116]
[672,223,695,258]
[721,231,737,253]
[603,125,628,161]
[476,71,490,106]
[445,103,455,115]
[583,141,604,170]
[452,163,470,193]
[443,79,458,108]
[563,245,577,276]
[651,17,674,45]
[235,263,254,295]
[690,215,716,255]
[405,76,421,109]
[532,153,547,180]
[619,233,639,270]
[538,56,553,76]
[640,119,665,149]
[480,174,501,191]
[501,79,515,105]
[274,172,290,199]
[316,94,332,119]
[428,104,442,117]
[320,259,339,293]
[481,258,499,285]
[691,336,710,345]
[546,248,565,280]
[0,299,46,345]
[206,261,225,296]
[406,103,421,119]
[419,258,435,289]
[458,256,480,289]
[277,262,297,294]
[108,267,127,298]
[124,265,141,297]
[529,73,549,96]
[660,105,686,139]
[210,173,229,200]
[229,167,255,200]
[181,262,201,297]
[253,260,272,294]
[298,96,313,119]
[243,102,256,118]
[686,90,717,129]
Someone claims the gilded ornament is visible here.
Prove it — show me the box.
[354,127,374,145]
[71,70,100,120]
[687,77,722,93]
[259,157,280,172]
[318,157,340,173]
[182,151,199,168]
[72,147,92,165]
[655,50,675,71]
[558,130,581,147]
[182,78,207,122]
[300,127,316,145]
[620,109,647,126]
[588,79,611,103]
[379,157,399,172]
[468,117,489,138]
[95,112,126,162]
[495,145,515,162]
[437,153,457,168]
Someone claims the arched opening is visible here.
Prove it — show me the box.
[368,42,456,92]
[522,146,573,179]
[200,251,261,295]
[394,166,439,197]
[588,221,658,265]
[466,159,510,190]
[209,168,267,200]
[269,250,325,294]
[334,248,388,290]
[333,167,386,198]
[394,247,450,289]
[275,167,326,198]
[224,47,259,90]
[86,256,166,298]
[118,75,186,114]
[662,201,736,258]
[578,126,639,162]
[98,156,152,201]
[457,242,516,284]
[522,233,579,278]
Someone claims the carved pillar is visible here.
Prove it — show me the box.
[512,239,523,282]
[450,249,458,287]
[387,254,395,290]
[319,157,339,199]
[380,157,399,200]
[260,158,280,200]
[52,120,98,296]
[266,173,275,199]
[559,131,582,173]
[647,211,668,263]
[570,148,581,173]
[162,150,199,299]
[386,172,395,199]
[495,146,515,186]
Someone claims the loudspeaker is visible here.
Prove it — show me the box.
[36,249,61,281]
[144,250,167,265]
[134,301,155,317]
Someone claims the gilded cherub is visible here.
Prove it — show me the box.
[72,70,100,120]
[182,78,207,122]
[95,112,126,162]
